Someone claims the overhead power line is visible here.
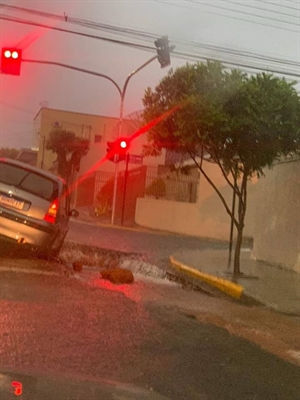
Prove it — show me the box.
[156,0,299,33]
[0,11,299,80]
[1,3,299,70]
[172,49,300,79]
[0,4,158,40]
[177,39,300,68]
[189,0,300,27]
[0,15,155,51]
[257,0,300,12]
[1,7,299,68]
[2,1,299,28]
[223,0,300,20]
[2,2,300,39]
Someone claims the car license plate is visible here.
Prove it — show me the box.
[0,194,24,210]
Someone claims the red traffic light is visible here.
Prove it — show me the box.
[1,48,22,75]
[106,138,130,163]
[4,50,20,59]
[119,139,128,149]
[117,138,129,162]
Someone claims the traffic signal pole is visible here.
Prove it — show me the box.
[22,59,123,97]
[110,54,158,225]
[22,56,157,225]
[120,153,130,226]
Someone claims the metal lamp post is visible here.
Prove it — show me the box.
[110,55,158,225]
[22,56,157,224]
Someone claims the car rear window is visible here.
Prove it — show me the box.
[0,162,58,201]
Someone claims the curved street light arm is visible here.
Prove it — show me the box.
[22,59,123,97]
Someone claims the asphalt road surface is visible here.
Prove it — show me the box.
[67,219,228,266]
[0,263,299,400]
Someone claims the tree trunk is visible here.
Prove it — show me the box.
[233,226,243,275]
[233,174,248,276]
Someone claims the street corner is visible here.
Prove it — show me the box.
[169,255,244,300]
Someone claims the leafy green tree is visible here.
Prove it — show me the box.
[46,128,90,183]
[142,61,300,275]
[0,147,19,159]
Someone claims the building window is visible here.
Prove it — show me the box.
[94,135,102,143]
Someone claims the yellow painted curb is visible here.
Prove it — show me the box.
[169,256,244,299]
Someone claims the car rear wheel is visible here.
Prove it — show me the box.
[37,233,65,260]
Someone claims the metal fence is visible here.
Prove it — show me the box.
[94,169,199,207]
[144,172,198,203]
[94,171,114,201]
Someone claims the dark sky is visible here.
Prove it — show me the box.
[0,0,299,149]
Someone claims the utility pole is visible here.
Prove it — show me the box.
[41,135,46,169]
[111,36,172,224]
[120,153,130,226]
[22,56,158,224]
[110,55,158,225]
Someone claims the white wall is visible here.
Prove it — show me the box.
[136,160,257,241]
[252,159,300,273]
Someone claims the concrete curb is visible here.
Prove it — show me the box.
[169,255,299,312]
[169,255,244,299]
[0,266,65,277]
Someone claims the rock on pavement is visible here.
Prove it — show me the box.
[100,267,134,284]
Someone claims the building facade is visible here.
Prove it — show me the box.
[252,158,300,273]
[33,107,166,174]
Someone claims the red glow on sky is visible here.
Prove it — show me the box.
[15,12,65,52]
[16,30,45,50]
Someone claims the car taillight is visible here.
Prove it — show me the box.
[44,199,58,224]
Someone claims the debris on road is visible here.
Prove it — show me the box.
[100,267,134,284]
[60,244,169,284]
[72,261,83,272]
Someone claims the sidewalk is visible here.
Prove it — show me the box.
[73,209,300,315]
[170,249,300,316]
[75,206,139,228]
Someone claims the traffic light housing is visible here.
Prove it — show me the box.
[106,141,116,162]
[1,48,22,76]
[154,36,170,68]
[106,138,129,163]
